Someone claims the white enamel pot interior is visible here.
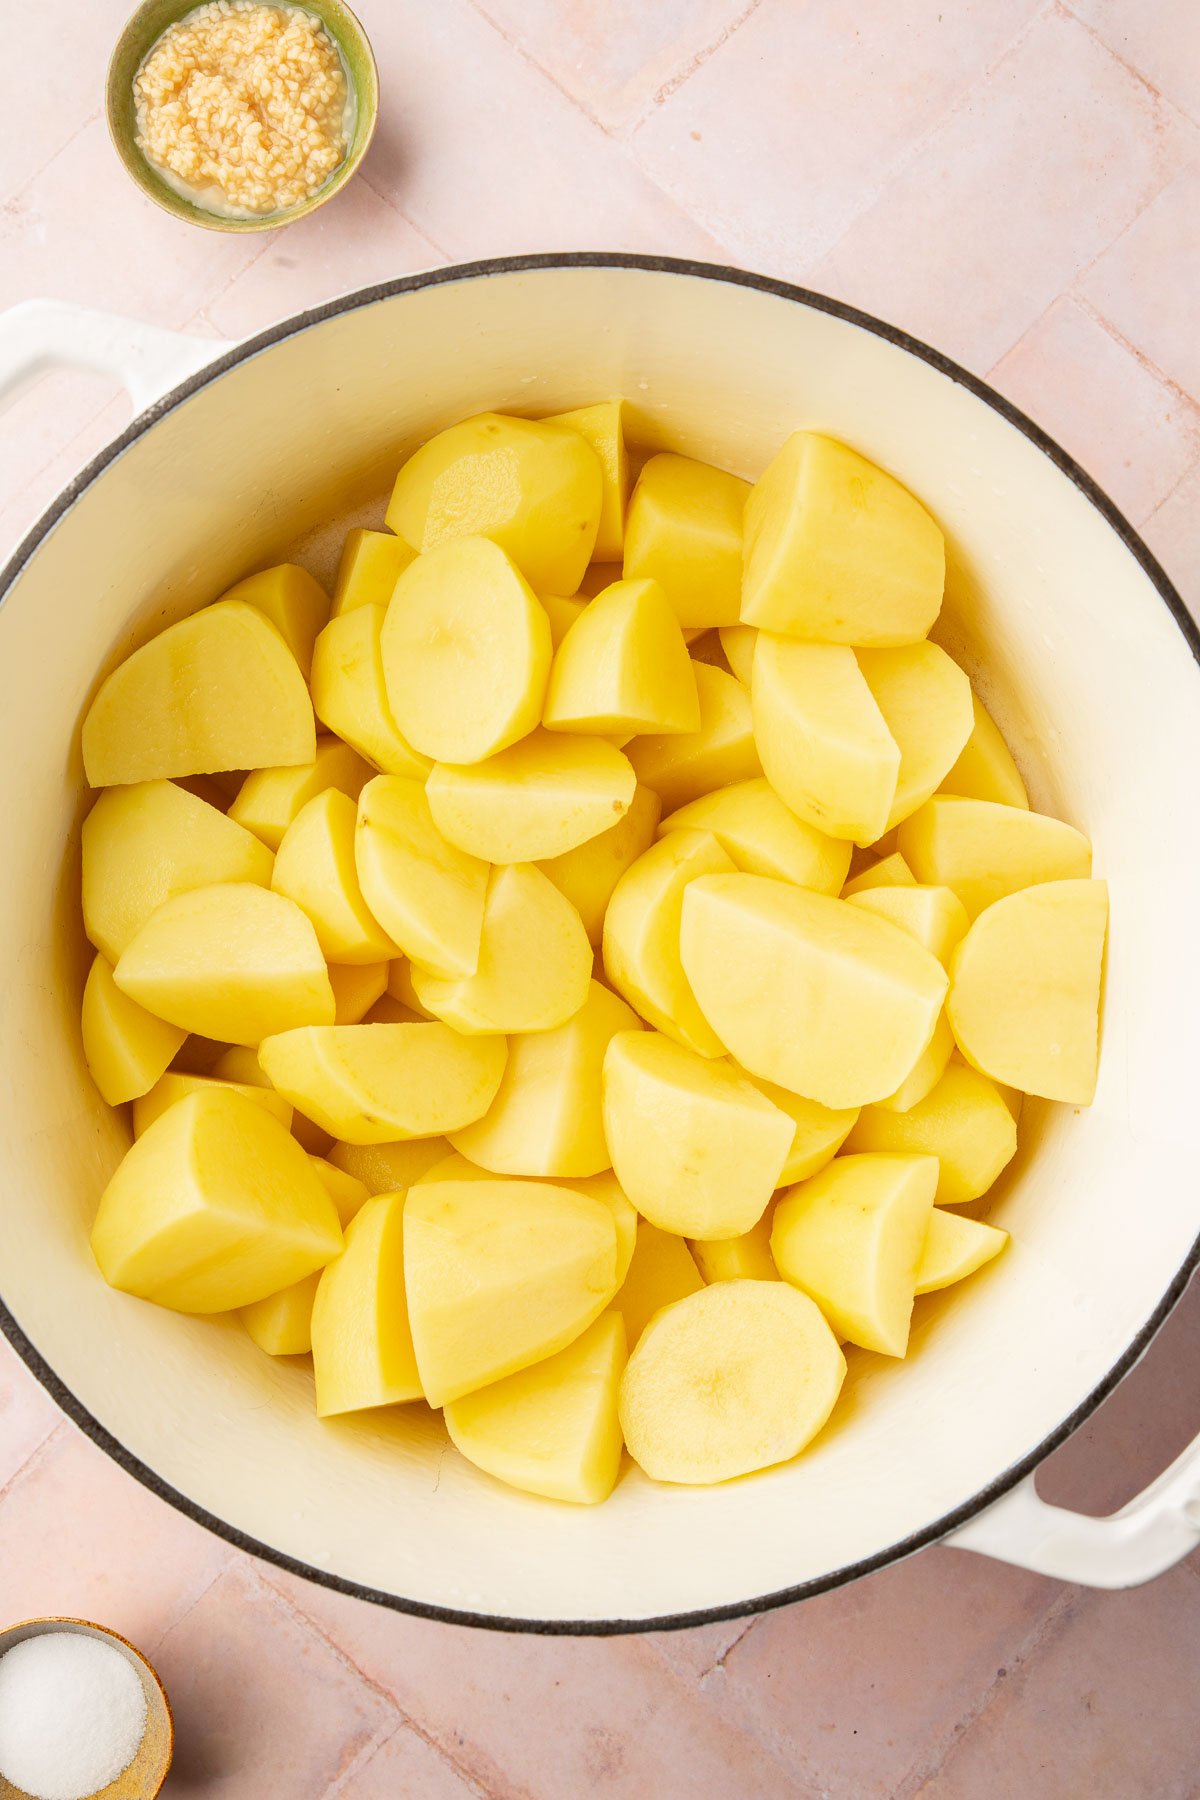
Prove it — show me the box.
[0,258,1198,1631]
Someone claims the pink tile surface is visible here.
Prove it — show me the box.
[1,4,1200,1797]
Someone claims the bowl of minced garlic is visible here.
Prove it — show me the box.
[106,0,378,229]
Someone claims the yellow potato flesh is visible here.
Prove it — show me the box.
[355,775,489,980]
[241,1271,321,1356]
[218,563,329,679]
[537,783,661,944]
[403,1178,619,1405]
[327,961,389,1025]
[446,1311,627,1504]
[846,883,970,967]
[747,1079,859,1185]
[426,730,636,864]
[450,979,639,1176]
[617,1220,705,1346]
[382,537,552,762]
[133,1070,293,1138]
[876,1013,956,1114]
[415,1157,638,1288]
[332,528,415,617]
[91,1088,342,1313]
[229,737,372,852]
[689,1208,777,1283]
[948,879,1108,1103]
[623,453,750,629]
[680,874,947,1108]
[310,607,431,779]
[752,636,899,844]
[660,777,851,895]
[259,1023,506,1144]
[574,562,623,599]
[311,1191,424,1414]
[412,863,591,1036]
[627,664,761,813]
[307,1155,371,1228]
[543,576,700,736]
[741,432,944,644]
[857,642,974,831]
[841,852,916,896]
[326,1136,450,1195]
[897,796,1092,919]
[602,829,735,1058]
[548,400,629,562]
[114,883,334,1047]
[83,780,274,965]
[272,789,397,965]
[916,1209,1009,1295]
[603,1030,794,1239]
[719,623,756,687]
[540,590,588,648]
[620,1280,846,1482]
[939,692,1029,808]
[81,954,186,1107]
[773,1152,938,1355]
[385,960,435,1017]
[83,600,315,785]
[846,1060,1018,1204]
[386,412,603,595]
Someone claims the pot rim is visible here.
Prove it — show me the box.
[1,251,1197,1636]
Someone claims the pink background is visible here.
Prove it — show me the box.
[3,2,1199,1794]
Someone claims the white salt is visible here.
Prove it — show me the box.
[0,1632,148,1800]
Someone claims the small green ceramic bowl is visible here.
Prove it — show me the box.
[105,0,378,232]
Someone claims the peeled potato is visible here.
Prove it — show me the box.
[619,1280,846,1483]
[602,830,735,1058]
[719,623,756,687]
[386,412,603,595]
[948,879,1108,1103]
[846,1060,1018,1204]
[741,433,944,644]
[874,1014,956,1115]
[916,1209,1009,1295]
[310,607,431,779]
[426,730,636,864]
[416,1157,638,1291]
[411,863,591,1036]
[229,737,372,852]
[627,664,760,812]
[81,954,186,1107]
[381,537,552,762]
[659,777,850,895]
[332,528,415,616]
[241,1272,321,1356]
[543,576,699,736]
[845,882,970,967]
[326,1136,450,1195]
[841,852,916,896]
[748,1080,859,1185]
[311,1191,424,1415]
[91,1088,342,1313]
[446,1311,627,1504]
[327,961,389,1025]
[83,780,274,965]
[548,399,629,561]
[540,590,588,648]
[354,775,488,979]
[622,453,750,630]
[259,1023,506,1144]
[856,642,974,831]
[132,1069,293,1138]
[689,1209,777,1284]
[680,874,947,1108]
[617,1220,705,1345]
[451,979,639,1176]
[114,883,334,1047]
[897,796,1092,919]
[219,563,329,678]
[385,960,434,1017]
[82,600,315,786]
[537,783,661,944]
[603,1030,794,1238]
[752,636,899,844]
[307,1154,371,1228]
[939,692,1029,809]
[772,1153,938,1355]
[403,1178,619,1405]
[272,789,397,965]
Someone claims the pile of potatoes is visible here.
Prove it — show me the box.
[78,402,1107,1504]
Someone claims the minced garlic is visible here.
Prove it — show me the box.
[134,1,350,218]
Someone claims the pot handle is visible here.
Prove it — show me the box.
[946,1426,1200,1587]
[0,300,224,415]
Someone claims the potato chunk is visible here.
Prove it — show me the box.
[772,1153,938,1355]
[939,692,1029,809]
[856,642,974,830]
[332,528,415,617]
[219,563,329,678]
[845,882,970,966]
[446,1311,627,1504]
[427,730,636,864]
[241,1272,321,1356]
[603,1031,794,1238]
[272,790,397,965]
[897,796,1092,918]
[310,1192,424,1414]
[386,412,603,595]
[948,879,1108,1103]
[537,783,661,944]
[543,576,699,736]
[114,883,334,1046]
[659,777,850,894]
[628,664,760,812]
[326,1137,450,1194]
[689,1209,777,1283]
[354,775,488,979]
[307,1155,371,1228]
[91,1088,342,1313]
[719,623,756,687]
[620,1281,845,1482]
[616,1220,705,1345]
[327,961,389,1025]
[840,852,916,897]
[229,737,372,852]
[622,453,750,629]
[547,399,629,561]
[741,433,944,644]
[404,1178,619,1405]
[846,1061,1018,1203]
[748,1081,859,1185]
[259,1023,506,1144]
[680,874,947,1108]
[916,1209,1009,1295]
[310,607,431,779]
[81,953,186,1107]
[132,1069,293,1138]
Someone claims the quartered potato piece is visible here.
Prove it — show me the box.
[307,1155,371,1228]
[311,1192,424,1414]
[690,1208,778,1283]
[915,1209,1009,1295]
[327,961,389,1025]
[326,1136,450,1195]
[241,1272,322,1356]
[219,563,329,678]
[659,777,850,895]
[132,1069,293,1139]
[856,642,974,832]
[614,1220,704,1347]
[543,576,699,737]
[332,528,415,617]
[623,453,750,629]
[939,692,1029,809]
[845,882,970,967]
[747,1081,859,1186]
[846,1060,1018,1204]
[897,796,1092,919]
[310,607,431,779]
[719,622,756,687]
[273,789,398,964]
[355,775,489,979]
[426,730,637,864]
[229,737,372,852]
[548,399,630,562]
[537,784,661,944]
[81,954,186,1107]
[841,852,916,897]
[628,664,760,812]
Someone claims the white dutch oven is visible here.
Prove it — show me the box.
[1,257,1198,1633]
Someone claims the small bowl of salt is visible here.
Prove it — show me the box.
[0,1619,171,1800]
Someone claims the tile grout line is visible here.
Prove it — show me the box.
[316,1716,412,1800]
[1,107,102,214]
[1142,446,1200,529]
[356,172,453,264]
[638,0,768,119]
[1057,0,1200,131]
[1072,292,1200,421]
[0,1418,63,1508]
